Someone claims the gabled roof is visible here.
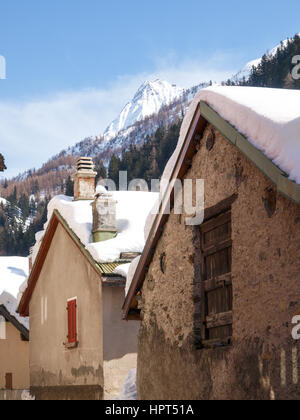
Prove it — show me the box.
[18,209,116,317]
[122,92,300,320]
[0,304,29,340]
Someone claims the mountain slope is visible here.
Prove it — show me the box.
[66,80,208,163]
[231,33,300,83]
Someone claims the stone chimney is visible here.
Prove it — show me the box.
[73,157,97,201]
[92,187,117,243]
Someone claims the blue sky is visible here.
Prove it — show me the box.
[0,0,300,177]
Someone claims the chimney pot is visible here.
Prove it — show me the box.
[73,157,97,201]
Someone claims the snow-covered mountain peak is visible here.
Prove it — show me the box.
[103,79,183,140]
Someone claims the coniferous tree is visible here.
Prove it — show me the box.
[108,154,121,188]
[65,176,74,197]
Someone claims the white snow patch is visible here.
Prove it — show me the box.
[21,390,35,400]
[113,263,131,279]
[125,256,141,296]
[114,368,137,400]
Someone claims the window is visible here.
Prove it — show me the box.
[66,298,78,348]
[198,209,233,347]
[5,373,12,390]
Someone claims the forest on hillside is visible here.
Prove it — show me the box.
[0,121,181,256]
[228,33,300,89]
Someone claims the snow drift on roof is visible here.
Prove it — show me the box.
[32,191,158,265]
[125,256,141,296]
[197,86,300,183]
[113,263,131,279]
[86,191,158,263]
[0,256,29,298]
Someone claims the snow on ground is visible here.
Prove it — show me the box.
[31,190,158,265]
[114,369,137,400]
[0,256,29,298]
[21,390,35,400]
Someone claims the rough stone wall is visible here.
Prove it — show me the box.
[138,125,300,400]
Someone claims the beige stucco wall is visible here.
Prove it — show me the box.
[29,223,103,399]
[138,124,300,400]
[102,286,139,399]
[0,322,29,390]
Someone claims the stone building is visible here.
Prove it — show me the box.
[0,292,29,400]
[123,87,300,400]
[18,157,157,400]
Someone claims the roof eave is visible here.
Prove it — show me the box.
[0,304,29,340]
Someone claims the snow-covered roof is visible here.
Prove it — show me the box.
[193,86,300,183]
[0,256,29,298]
[0,257,30,329]
[32,190,158,265]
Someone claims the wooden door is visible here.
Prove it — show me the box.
[5,373,13,390]
[200,210,233,345]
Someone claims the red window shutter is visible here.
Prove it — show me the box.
[67,299,77,344]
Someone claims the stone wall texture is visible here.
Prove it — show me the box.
[138,125,300,400]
